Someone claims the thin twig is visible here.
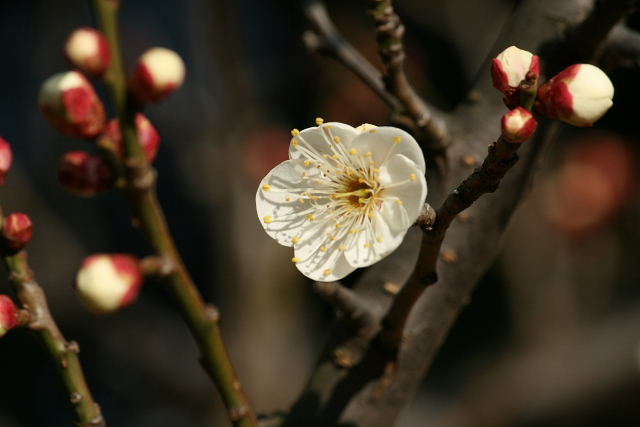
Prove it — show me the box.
[302,0,398,110]
[90,1,256,425]
[0,211,104,426]
[368,0,449,150]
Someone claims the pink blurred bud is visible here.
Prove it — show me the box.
[58,151,113,196]
[39,71,106,139]
[2,213,33,252]
[130,47,185,103]
[501,107,538,143]
[64,27,111,77]
[537,64,614,127]
[98,114,160,162]
[0,295,19,338]
[491,46,540,107]
[0,137,13,185]
[75,254,143,314]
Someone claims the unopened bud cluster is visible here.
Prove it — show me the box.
[491,45,614,144]
[75,254,143,314]
[2,213,33,252]
[38,26,185,196]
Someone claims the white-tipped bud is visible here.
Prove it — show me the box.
[38,71,106,139]
[501,107,538,143]
[75,254,143,314]
[538,64,614,127]
[130,47,185,103]
[64,27,111,76]
[491,46,540,107]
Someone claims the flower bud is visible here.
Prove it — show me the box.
[39,71,106,139]
[501,107,538,143]
[130,47,185,103]
[64,27,111,77]
[75,254,143,314]
[537,64,614,127]
[0,295,19,338]
[2,213,33,252]
[491,46,540,106]
[0,137,13,185]
[97,114,160,162]
[58,151,113,196]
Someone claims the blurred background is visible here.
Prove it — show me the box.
[0,0,639,425]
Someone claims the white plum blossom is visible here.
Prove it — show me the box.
[256,120,427,281]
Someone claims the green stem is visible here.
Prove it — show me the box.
[90,1,256,425]
[1,222,104,426]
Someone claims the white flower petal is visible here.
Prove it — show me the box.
[344,212,404,268]
[349,126,425,174]
[295,243,356,281]
[289,122,358,161]
[378,154,428,224]
[256,159,330,246]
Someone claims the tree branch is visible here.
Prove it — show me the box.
[0,212,104,426]
[90,1,256,426]
[368,0,449,150]
[286,0,632,425]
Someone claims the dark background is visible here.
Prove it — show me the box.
[0,0,639,425]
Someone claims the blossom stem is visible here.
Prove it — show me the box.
[90,1,256,425]
[0,208,105,426]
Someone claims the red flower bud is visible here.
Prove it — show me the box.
[75,254,143,314]
[130,47,185,103]
[97,114,160,162]
[0,295,19,338]
[39,71,106,139]
[501,107,538,143]
[537,64,614,127]
[58,151,113,196]
[2,213,33,251]
[64,27,111,77]
[0,137,13,185]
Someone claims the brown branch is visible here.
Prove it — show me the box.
[368,0,449,150]
[302,0,399,110]
[0,214,104,426]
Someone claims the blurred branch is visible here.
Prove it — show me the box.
[599,25,640,66]
[313,281,376,332]
[90,1,256,426]
[0,211,104,426]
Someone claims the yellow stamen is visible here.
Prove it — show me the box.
[410,173,417,181]
[292,236,301,244]
[369,129,377,134]
[262,184,271,191]
[333,136,341,143]
[393,136,402,144]
[363,242,371,248]
[291,129,300,136]
[349,148,357,155]
[320,246,328,252]
[304,160,312,167]
[376,236,384,243]
[395,199,404,205]
[263,216,273,224]
[323,154,329,159]
[307,214,315,221]
[365,151,372,157]
[299,198,305,203]
[315,117,324,125]
[338,244,346,251]
[291,257,301,263]
[323,269,332,276]
[292,139,299,146]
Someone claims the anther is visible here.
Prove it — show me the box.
[393,136,402,143]
[410,174,416,181]
[315,117,324,125]
[291,129,300,136]
[263,216,273,224]
[291,257,301,263]
[262,184,271,191]
[333,136,341,143]
[323,269,332,276]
